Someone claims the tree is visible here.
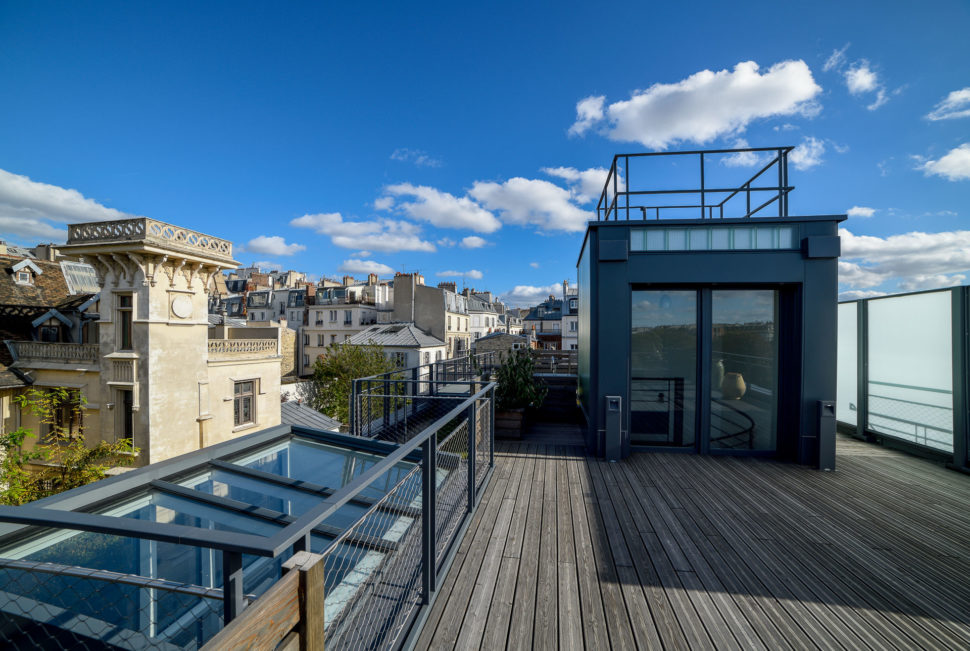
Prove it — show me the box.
[0,387,137,506]
[301,342,398,424]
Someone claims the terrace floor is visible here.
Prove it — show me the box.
[415,432,970,650]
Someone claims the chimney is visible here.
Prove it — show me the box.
[33,244,57,261]
[368,273,378,286]
[305,284,316,299]
[0,240,6,256]
[563,279,569,299]
[342,275,354,286]
[437,281,457,293]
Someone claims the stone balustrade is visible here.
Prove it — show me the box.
[7,341,100,364]
[207,338,278,360]
[67,218,234,262]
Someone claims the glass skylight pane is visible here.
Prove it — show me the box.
[667,229,687,250]
[645,229,665,251]
[711,228,730,249]
[733,227,752,249]
[689,229,709,250]
[755,227,774,249]
[778,226,794,248]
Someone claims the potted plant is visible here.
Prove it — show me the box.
[494,350,547,439]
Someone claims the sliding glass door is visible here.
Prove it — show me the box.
[710,290,779,452]
[630,291,697,447]
[631,288,781,453]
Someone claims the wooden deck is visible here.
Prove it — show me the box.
[415,434,970,650]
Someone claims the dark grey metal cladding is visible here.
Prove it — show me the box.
[578,215,845,467]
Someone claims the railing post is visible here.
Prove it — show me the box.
[349,379,357,436]
[489,387,495,469]
[421,437,437,602]
[467,401,477,512]
[222,551,244,624]
[282,551,325,651]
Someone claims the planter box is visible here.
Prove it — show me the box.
[495,408,526,440]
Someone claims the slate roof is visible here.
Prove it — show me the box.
[523,298,563,321]
[207,314,248,327]
[281,401,341,431]
[347,323,445,348]
[467,295,498,313]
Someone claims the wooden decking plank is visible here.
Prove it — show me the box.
[532,450,559,649]
[554,447,583,650]
[506,446,546,649]
[590,460,711,650]
[726,456,970,643]
[616,458,785,651]
[647,454,852,651]
[418,443,519,650]
[563,448,612,651]
[575,452,638,650]
[452,443,528,649]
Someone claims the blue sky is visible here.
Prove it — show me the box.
[1,1,968,304]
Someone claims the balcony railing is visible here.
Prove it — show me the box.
[207,338,278,360]
[597,147,795,222]
[67,218,234,263]
[5,341,100,365]
[533,349,578,375]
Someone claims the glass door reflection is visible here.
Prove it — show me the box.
[710,290,779,451]
[631,290,697,447]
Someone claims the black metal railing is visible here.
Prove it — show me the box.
[597,147,795,222]
[0,386,496,650]
[349,353,499,440]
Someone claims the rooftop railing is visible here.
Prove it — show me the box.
[67,218,235,263]
[5,341,100,365]
[597,147,795,222]
[0,384,496,650]
[207,338,278,360]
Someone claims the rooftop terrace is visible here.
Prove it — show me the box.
[418,432,970,650]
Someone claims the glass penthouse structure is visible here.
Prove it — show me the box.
[578,147,845,468]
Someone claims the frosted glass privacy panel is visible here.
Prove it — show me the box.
[867,290,953,452]
[836,302,857,428]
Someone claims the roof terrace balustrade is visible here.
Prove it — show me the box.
[5,340,100,365]
[597,146,794,222]
[67,217,235,264]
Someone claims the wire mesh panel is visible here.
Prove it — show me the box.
[0,560,223,650]
[432,414,470,567]
[320,465,424,650]
[475,399,491,491]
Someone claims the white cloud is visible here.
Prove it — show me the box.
[350,250,371,258]
[0,216,67,240]
[253,260,283,272]
[382,183,501,233]
[373,196,394,210]
[569,60,821,149]
[926,87,970,121]
[390,148,442,168]
[918,144,970,181]
[898,273,966,291]
[844,60,889,111]
[720,139,763,168]
[499,283,563,307]
[0,168,138,242]
[540,166,613,204]
[246,235,306,256]
[470,177,593,233]
[460,235,488,249]
[839,228,970,289]
[845,61,878,94]
[436,237,456,247]
[568,96,606,136]
[789,136,826,170]
[846,206,876,218]
[290,212,436,252]
[338,259,394,275]
[529,262,540,269]
[839,289,886,301]
[823,44,850,72]
[436,269,483,279]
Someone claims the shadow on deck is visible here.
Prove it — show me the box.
[416,433,970,650]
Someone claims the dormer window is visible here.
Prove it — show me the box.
[12,259,43,285]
